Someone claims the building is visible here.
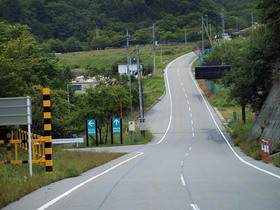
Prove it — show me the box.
[70,76,99,94]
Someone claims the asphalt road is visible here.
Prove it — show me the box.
[5,52,280,210]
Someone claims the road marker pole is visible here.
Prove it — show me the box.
[266,141,270,163]
[261,140,264,161]
[43,88,53,173]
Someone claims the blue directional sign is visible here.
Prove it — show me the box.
[112,118,121,134]
[87,119,96,135]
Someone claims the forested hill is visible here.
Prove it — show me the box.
[0,0,256,51]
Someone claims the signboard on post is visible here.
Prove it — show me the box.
[111,118,122,144]
[112,118,121,134]
[87,119,96,136]
[195,65,231,79]
[86,119,98,147]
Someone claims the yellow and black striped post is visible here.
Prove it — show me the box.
[43,88,53,173]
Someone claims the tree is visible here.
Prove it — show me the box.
[63,36,82,52]
[256,0,280,61]
[204,32,273,123]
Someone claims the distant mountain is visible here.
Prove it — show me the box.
[0,0,256,49]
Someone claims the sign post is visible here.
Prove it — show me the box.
[111,118,122,144]
[86,119,98,146]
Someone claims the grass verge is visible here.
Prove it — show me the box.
[0,146,126,208]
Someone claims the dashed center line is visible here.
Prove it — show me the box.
[190,204,200,210]
[180,174,186,186]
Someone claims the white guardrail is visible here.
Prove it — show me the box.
[52,138,84,147]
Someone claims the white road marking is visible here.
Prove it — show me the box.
[37,152,144,210]
[180,174,186,186]
[187,100,190,104]
[157,54,188,144]
[181,82,183,86]
[191,120,193,125]
[190,204,200,210]
[189,107,191,111]
[192,127,194,132]
[192,133,195,137]
[190,113,192,118]
[183,88,185,92]
[188,56,280,180]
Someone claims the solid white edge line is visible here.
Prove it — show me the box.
[188,57,280,180]
[37,152,144,210]
[156,54,190,144]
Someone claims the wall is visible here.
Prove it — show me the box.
[248,79,280,151]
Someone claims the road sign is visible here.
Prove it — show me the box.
[87,119,96,135]
[0,97,32,126]
[195,65,231,79]
[112,118,121,134]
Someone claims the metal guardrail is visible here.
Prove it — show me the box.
[52,138,84,147]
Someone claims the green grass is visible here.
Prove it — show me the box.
[228,119,262,160]
[0,146,126,208]
[142,77,165,109]
[82,127,153,147]
[274,156,280,167]
[56,44,191,75]
[57,48,127,70]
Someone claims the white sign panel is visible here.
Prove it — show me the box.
[0,97,32,126]
[118,64,143,75]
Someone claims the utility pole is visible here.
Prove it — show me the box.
[136,46,145,138]
[151,23,156,77]
[252,11,254,33]
[126,29,133,143]
[209,24,212,42]
[205,14,208,35]
[221,8,225,41]
[96,26,99,37]
[184,28,187,50]
[201,16,204,54]
[160,44,162,63]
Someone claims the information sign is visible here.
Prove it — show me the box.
[112,118,121,134]
[87,119,96,135]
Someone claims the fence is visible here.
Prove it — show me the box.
[0,129,46,165]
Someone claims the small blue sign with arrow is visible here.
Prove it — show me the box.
[112,118,121,134]
[87,119,96,135]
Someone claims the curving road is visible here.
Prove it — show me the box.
[5,52,280,210]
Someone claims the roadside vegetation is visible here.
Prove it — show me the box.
[200,0,280,167]
[0,146,126,208]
